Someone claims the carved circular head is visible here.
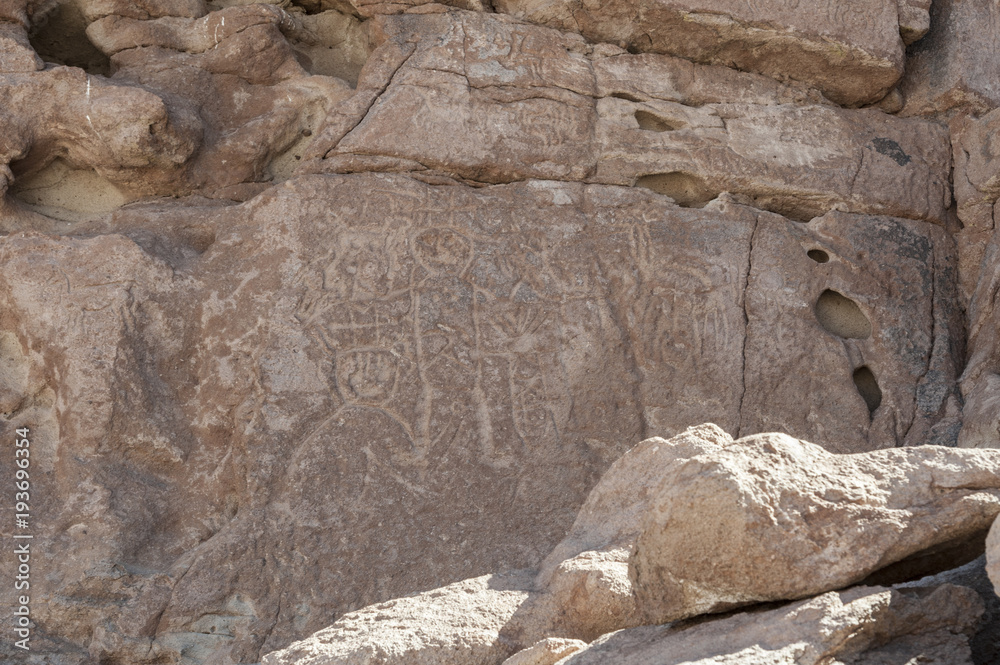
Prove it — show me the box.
[413,228,472,276]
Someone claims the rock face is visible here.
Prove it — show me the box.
[899,0,1000,117]
[308,12,952,225]
[952,110,1000,451]
[0,0,996,662]
[489,0,919,106]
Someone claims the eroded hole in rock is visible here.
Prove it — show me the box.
[611,92,644,102]
[807,249,830,263]
[10,158,127,221]
[852,366,882,415]
[287,10,370,87]
[635,172,719,208]
[28,1,110,75]
[814,289,872,339]
[635,110,683,132]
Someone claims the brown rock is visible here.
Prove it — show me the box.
[0,171,962,663]
[0,67,201,199]
[951,110,1000,450]
[899,0,1000,118]
[629,431,1000,623]
[490,0,913,106]
[558,584,982,665]
[306,11,951,225]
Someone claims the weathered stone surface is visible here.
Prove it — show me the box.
[501,638,587,665]
[741,210,965,450]
[899,0,1000,117]
[260,572,535,665]
[489,0,916,106]
[305,11,952,225]
[902,556,1000,665]
[629,431,1000,623]
[558,584,982,665]
[951,110,1000,450]
[0,2,989,664]
[0,172,962,663]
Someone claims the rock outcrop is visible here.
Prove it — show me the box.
[0,0,997,662]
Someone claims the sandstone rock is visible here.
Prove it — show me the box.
[259,572,536,665]
[490,0,915,106]
[900,556,1000,664]
[0,67,201,199]
[899,0,1000,117]
[526,425,731,641]
[501,638,587,665]
[629,431,1000,623]
[951,110,1000,450]
[0,172,963,663]
[558,584,982,665]
[0,21,42,71]
[305,11,951,225]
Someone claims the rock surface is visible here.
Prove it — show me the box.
[899,0,1000,117]
[952,110,1000,451]
[0,0,996,663]
[630,431,1000,623]
[307,12,951,225]
[489,0,916,106]
[260,426,997,665]
[260,572,536,665]
[558,584,982,665]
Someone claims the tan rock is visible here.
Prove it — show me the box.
[629,431,1000,623]
[259,572,536,665]
[899,0,1000,118]
[490,0,913,106]
[306,11,951,225]
[501,638,587,665]
[0,21,42,72]
[559,584,981,665]
[741,210,965,450]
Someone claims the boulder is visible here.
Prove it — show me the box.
[260,572,536,665]
[629,431,1000,623]
[558,585,982,665]
[501,638,587,665]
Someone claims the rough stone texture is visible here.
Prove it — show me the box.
[951,110,1000,450]
[558,584,982,665]
[501,638,587,665]
[0,0,989,663]
[489,0,918,106]
[629,431,1000,623]
[256,426,996,665]
[260,572,536,665]
[899,0,1000,118]
[901,556,1000,665]
[306,11,952,225]
[0,170,963,662]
